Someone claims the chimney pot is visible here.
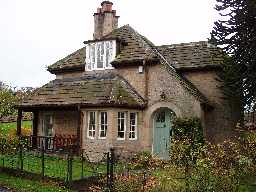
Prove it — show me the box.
[102,1,113,12]
[93,1,119,39]
[101,1,113,6]
[97,8,102,13]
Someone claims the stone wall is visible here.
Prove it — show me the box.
[183,70,242,142]
[81,108,144,160]
[116,66,146,98]
[142,63,203,151]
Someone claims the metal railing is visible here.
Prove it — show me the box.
[20,135,78,152]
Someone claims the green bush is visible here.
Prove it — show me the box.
[172,117,204,143]
[152,118,256,192]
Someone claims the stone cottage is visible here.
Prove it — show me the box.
[17,1,241,159]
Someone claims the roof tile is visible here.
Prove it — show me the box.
[17,73,146,109]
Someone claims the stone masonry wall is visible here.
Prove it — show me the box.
[141,63,202,151]
[183,70,242,142]
[81,108,144,160]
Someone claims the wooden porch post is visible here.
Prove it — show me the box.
[17,109,22,136]
[32,111,39,148]
[77,105,81,149]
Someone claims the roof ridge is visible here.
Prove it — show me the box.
[158,41,212,48]
[123,26,176,70]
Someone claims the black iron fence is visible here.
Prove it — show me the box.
[0,136,115,190]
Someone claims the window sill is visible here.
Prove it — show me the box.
[98,137,107,140]
[86,67,114,71]
[117,138,125,141]
[87,136,95,140]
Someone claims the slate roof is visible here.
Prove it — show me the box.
[17,73,146,109]
[47,25,159,73]
[47,26,222,73]
[103,25,159,66]
[157,41,223,71]
[48,47,86,74]
[38,25,220,108]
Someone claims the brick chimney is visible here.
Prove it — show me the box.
[93,1,119,39]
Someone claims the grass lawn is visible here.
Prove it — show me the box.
[0,121,106,182]
[0,121,32,136]
[0,172,73,192]
[0,152,106,181]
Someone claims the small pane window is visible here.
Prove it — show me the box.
[99,112,107,139]
[86,40,115,70]
[97,42,104,68]
[87,44,95,70]
[129,112,137,140]
[118,112,126,140]
[105,41,113,68]
[156,111,165,122]
[88,112,96,139]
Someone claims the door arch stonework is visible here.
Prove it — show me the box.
[143,102,182,159]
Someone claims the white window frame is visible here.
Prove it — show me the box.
[98,111,108,139]
[117,112,126,140]
[87,111,96,139]
[129,112,138,140]
[85,40,116,71]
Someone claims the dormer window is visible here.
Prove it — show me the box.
[85,40,116,70]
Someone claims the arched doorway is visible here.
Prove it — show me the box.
[153,108,176,159]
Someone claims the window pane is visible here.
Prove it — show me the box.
[118,132,124,138]
[97,43,104,68]
[88,112,96,138]
[99,112,107,138]
[129,112,137,139]
[92,44,95,62]
[118,112,126,139]
[105,41,113,68]
[156,111,165,122]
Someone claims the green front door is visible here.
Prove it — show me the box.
[153,109,173,159]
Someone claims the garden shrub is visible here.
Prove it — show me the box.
[128,151,165,170]
[7,126,31,140]
[172,117,204,143]
[170,118,204,167]
[152,118,256,192]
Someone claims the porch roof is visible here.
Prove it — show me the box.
[16,73,146,110]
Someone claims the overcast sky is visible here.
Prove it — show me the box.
[0,0,219,88]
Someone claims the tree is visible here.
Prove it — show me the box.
[0,85,18,118]
[0,81,35,118]
[211,0,256,110]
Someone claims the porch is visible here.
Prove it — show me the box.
[16,106,83,151]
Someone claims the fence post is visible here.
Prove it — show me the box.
[110,148,114,190]
[106,152,110,188]
[66,149,73,185]
[41,141,45,178]
[19,143,23,171]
